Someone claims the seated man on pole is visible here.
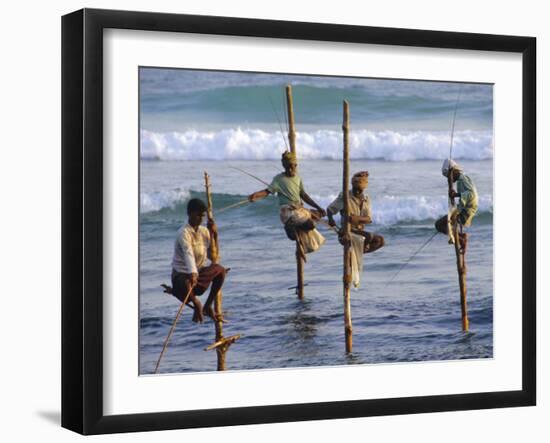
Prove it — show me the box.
[327,171,385,288]
[170,198,226,323]
[435,159,479,253]
[247,150,326,260]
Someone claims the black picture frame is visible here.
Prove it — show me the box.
[61,8,536,435]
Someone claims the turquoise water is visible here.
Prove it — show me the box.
[138,68,493,374]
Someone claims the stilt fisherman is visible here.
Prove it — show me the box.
[170,198,227,323]
[327,170,385,288]
[435,159,479,252]
[247,150,326,259]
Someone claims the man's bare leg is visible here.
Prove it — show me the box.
[189,294,204,323]
[435,215,448,235]
[202,270,226,321]
[365,234,385,253]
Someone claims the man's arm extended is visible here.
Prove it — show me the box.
[327,208,337,227]
[248,189,271,202]
[326,194,342,227]
[300,190,326,217]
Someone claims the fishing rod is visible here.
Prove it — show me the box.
[449,85,462,160]
[216,199,250,214]
[375,87,464,290]
[447,86,470,332]
[446,85,463,245]
[230,166,339,234]
[230,166,273,190]
[383,230,439,288]
[154,284,195,374]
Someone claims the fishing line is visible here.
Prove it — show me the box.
[231,166,272,189]
[447,85,463,242]
[449,85,462,160]
[268,95,290,152]
[230,166,339,234]
[216,199,250,214]
[383,230,439,288]
[230,165,304,211]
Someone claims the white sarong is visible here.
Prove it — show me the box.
[350,232,365,288]
[279,205,325,254]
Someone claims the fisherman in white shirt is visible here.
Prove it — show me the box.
[171,198,226,323]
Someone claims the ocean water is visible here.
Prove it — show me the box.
[139,69,493,375]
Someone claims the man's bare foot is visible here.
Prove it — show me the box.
[202,305,228,322]
[192,302,204,323]
[202,305,216,321]
[161,284,173,294]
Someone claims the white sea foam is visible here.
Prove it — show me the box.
[311,193,492,226]
[141,128,493,162]
[141,187,492,226]
[371,194,492,225]
[140,188,190,213]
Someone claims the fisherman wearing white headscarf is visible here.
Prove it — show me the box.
[435,159,479,252]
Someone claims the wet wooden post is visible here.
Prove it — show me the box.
[286,85,296,154]
[342,100,353,353]
[286,85,305,300]
[448,170,469,332]
[204,171,240,370]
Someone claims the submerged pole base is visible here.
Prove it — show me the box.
[296,243,305,300]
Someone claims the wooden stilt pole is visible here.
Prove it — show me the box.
[342,100,353,353]
[204,171,240,370]
[286,85,304,300]
[286,85,296,154]
[448,172,469,332]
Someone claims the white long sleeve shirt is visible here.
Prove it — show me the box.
[171,224,211,274]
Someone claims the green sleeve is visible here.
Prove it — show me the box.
[268,175,280,194]
[459,191,473,209]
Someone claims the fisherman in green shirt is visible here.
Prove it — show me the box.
[435,159,479,253]
[248,151,326,258]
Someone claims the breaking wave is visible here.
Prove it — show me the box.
[140,189,492,225]
[310,193,492,226]
[140,128,493,162]
[140,188,190,213]
[372,195,492,225]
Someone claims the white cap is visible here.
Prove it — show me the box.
[441,158,462,177]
